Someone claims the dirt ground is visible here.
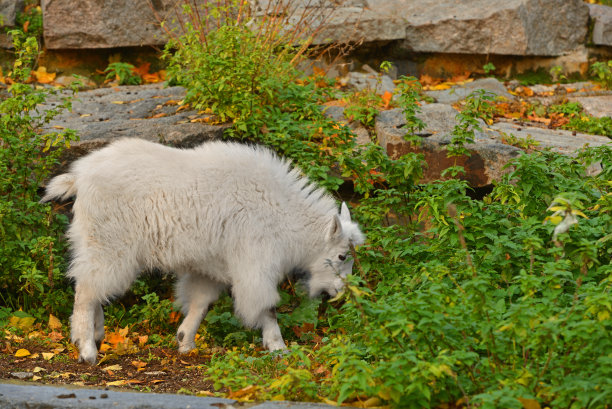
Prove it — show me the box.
[0,338,221,396]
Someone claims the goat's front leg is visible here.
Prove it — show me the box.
[258,307,287,352]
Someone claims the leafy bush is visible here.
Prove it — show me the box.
[15,1,43,39]
[323,145,611,408]
[590,61,612,90]
[162,0,327,123]
[344,89,383,128]
[104,62,142,85]
[0,32,78,317]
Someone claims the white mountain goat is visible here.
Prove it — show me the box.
[42,138,365,364]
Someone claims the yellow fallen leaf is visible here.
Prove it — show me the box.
[190,117,213,123]
[106,380,127,386]
[29,353,40,359]
[42,352,55,360]
[361,397,382,408]
[33,66,56,84]
[228,385,258,399]
[32,375,42,381]
[428,83,452,91]
[103,364,122,372]
[80,114,92,118]
[196,391,216,397]
[48,314,62,330]
[33,367,46,373]
[321,397,338,406]
[15,348,31,357]
[111,101,126,104]
[9,315,36,331]
[518,397,542,409]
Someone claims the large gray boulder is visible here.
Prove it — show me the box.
[376,104,521,187]
[589,3,612,47]
[491,121,611,155]
[424,78,514,105]
[376,104,611,187]
[38,84,228,170]
[41,0,589,56]
[568,95,612,119]
[316,0,589,56]
[41,0,204,49]
[0,0,24,48]
[0,0,22,26]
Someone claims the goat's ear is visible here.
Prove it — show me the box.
[340,202,351,222]
[327,214,343,241]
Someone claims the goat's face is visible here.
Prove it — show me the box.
[306,203,365,298]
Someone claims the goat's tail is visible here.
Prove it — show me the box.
[40,173,77,202]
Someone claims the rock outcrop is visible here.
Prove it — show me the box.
[0,0,24,48]
[424,78,514,105]
[589,3,612,47]
[375,103,610,187]
[316,0,589,56]
[376,105,522,187]
[38,80,611,189]
[38,84,228,169]
[41,0,199,49]
[40,0,590,58]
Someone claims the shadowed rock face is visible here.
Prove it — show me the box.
[40,0,589,56]
[0,0,23,26]
[589,3,612,47]
[375,103,610,188]
[375,105,521,187]
[0,0,24,48]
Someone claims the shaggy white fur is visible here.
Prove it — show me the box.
[42,138,365,364]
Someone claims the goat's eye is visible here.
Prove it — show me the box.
[338,254,346,261]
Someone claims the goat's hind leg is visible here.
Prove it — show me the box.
[175,273,225,353]
[70,259,137,364]
[70,280,103,364]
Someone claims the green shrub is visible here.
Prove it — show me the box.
[104,62,142,85]
[590,61,612,89]
[0,32,78,317]
[162,0,323,124]
[565,115,612,138]
[344,89,383,128]
[319,142,611,408]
